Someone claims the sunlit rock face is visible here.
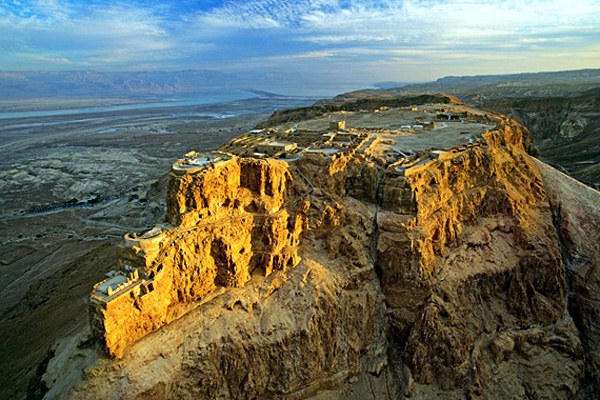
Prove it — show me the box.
[44,110,599,400]
[379,122,584,398]
[90,156,305,358]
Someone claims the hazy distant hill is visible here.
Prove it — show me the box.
[370,69,600,102]
[0,70,244,99]
[372,81,416,89]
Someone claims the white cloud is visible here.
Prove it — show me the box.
[187,0,600,72]
[0,2,195,69]
[0,0,598,81]
[292,0,600,46]
[17,52,71,64]
[299,34,396,44]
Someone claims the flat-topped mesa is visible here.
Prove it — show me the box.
[257,93,462,128]
[69,103,591,399]
[89,152,307,358]
[87,109,514,360]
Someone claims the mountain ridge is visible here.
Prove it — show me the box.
[369,68,600,99]
[0,70,244,99]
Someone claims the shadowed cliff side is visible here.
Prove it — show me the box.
[534,159,600,399]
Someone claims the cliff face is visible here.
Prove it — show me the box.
[534,158,600,398]
[379,122,584,397]
[45,118,599,399]
[90,157,305,358]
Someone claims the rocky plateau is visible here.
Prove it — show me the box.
[20,96,600,399]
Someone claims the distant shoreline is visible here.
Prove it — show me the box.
[0,91,260,119]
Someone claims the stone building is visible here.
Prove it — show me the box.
[329,120,346,131]
[256,141,298,156]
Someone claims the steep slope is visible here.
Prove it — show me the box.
[42,150,392,399]
[534,159,600,398]
[379,123,584,398]
[39,113,599,399]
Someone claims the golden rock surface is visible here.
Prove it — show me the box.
[45,111,598,399]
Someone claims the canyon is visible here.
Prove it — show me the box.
[482,88,600,189]
[25,96,600,399]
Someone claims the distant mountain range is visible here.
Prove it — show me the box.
[2,68,599,101]
[367,69,600,102]
[0,70,247,99]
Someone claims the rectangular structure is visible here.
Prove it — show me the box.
[256,141,298,156]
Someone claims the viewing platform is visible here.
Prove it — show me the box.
[91,268,145,303]
[172,151,231,174]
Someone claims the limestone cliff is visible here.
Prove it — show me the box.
[89,157,305,358]
[534,158,600,399]
[379,121,583,397]
[42,116,600,399]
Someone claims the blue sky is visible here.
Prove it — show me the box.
[1,0,599,87]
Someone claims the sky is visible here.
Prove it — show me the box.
[0,0,599,87]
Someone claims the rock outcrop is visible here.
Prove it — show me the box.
[89,157,305,358]
[42,116,600,399]
[379,122,584,397]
